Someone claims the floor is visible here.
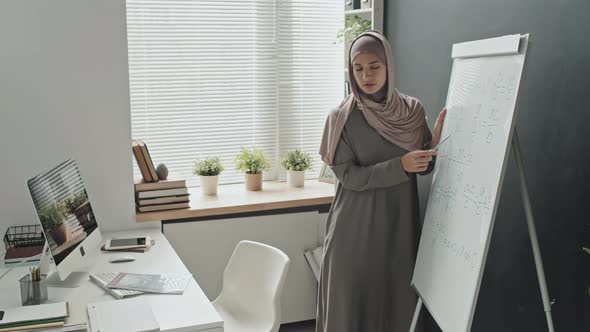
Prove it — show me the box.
[279,320,316,332]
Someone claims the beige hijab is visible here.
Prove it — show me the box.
[319,30,428,165]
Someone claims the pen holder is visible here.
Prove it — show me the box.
[19,274,48,305]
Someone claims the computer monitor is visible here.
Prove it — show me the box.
[27,158,102,287]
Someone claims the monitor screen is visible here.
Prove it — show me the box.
[27,159,98,266]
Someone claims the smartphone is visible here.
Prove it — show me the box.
[104,236,150,250]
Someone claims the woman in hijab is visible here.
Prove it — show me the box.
[317,30,446,332]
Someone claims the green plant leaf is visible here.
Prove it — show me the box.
[281,149,313,171]
[39,203,65,231]
[194,156,224,176]
[235,147,269,174]
[63,191,88,214]
[337,15,372,44]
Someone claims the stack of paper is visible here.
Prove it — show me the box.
[87,298,159,332]
[0,302,70,332]
[304,245,324,282]
[15,324,87,332]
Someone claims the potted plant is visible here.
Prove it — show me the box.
[235,147,269,191]
[193,157,224,195]
[63,191,91,230]
[39,203,68,246]
[281,149,312,188]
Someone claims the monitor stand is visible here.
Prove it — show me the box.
[44,271,88,288]
[38,243,87,288]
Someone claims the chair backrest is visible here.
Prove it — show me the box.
[215,240,290,329]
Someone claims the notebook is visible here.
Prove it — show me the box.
[136,202,190,212]
[0,321,64,332]
[3,246,44,264]
[89,272,145,299]
[106,273,192,294]
[87,298,159,332]
[136,188,188,199]
[0,302,68,328]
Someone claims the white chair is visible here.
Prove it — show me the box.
[212,240,291,332]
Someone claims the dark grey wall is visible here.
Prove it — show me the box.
[384,1,589,331]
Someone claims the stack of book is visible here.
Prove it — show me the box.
[135,179,190,212]
[132,139,190,212]
[0,302,72,332]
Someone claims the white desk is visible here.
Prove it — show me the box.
[0,229,224,332]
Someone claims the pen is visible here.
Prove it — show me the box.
[425,134,452,151]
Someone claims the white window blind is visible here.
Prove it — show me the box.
[127,0,343,186]
[277,0,344,180]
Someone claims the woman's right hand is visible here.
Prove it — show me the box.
[401,150,437,173]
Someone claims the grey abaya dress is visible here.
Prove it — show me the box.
[317,103,432,332]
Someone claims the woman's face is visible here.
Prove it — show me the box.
[352,53,387,95]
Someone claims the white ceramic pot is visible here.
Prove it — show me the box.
[245,173,263,191]
[287,170,305,188]
[345,0,354,11]
[200,175,219,195]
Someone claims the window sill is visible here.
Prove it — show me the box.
[135,179,335,222]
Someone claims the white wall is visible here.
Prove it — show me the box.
[0,0,158,253]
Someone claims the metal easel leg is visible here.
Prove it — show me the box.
[512,130,556,332]
[409,297,423,332]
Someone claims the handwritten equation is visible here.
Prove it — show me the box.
[427,220,480,271]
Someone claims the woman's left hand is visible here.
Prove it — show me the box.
[431,107,447,148]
